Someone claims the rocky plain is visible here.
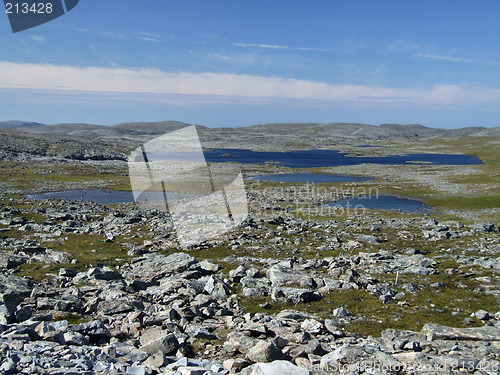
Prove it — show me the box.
[0,121,499,374]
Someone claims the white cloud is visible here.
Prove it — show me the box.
[234,42,328,52]
[413,53,496,65]
[296,47,329,52]
[414,53,474,63]
[29,35,46,42]
[140,37,159,42]
[1,62,499,106]
[138,31,161,42]
[234,42,289,49]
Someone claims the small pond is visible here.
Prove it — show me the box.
[325,195,433,213]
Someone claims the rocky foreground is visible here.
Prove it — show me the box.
[0,194,499,375]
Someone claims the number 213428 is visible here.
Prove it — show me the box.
[5,2,53,14]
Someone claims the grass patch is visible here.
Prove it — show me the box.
[0,228,35,239]
[16,262,69,282]
[49,234,133,266]
[53,312,89,325]
[426,195,500,210]
[15,233,138,281]
[238,279,498,337]
[0,161,129,191]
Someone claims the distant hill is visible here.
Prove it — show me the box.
[4,120,203,139]
[244,122,492,139]
[1,120,498,146]
[114,121,205,135]
[15,123,133,138]
[0,121,45,129]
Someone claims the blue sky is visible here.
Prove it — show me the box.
[1,0,499,128]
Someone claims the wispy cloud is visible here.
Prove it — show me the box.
[234,42,328,52]
[1,62,499,106]
[296,46,329,52]
[140,37,159,42]
[234,42,289,49]
[414,53,474,63]
[414,53,495,65]
[138,31,161,42]
[29,35,46,42]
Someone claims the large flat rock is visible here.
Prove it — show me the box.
[422,323,500,341]
[129,252,198,281]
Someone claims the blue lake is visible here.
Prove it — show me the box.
[203,149,483,168]
[326,195,433,213]
[250,173,372,183]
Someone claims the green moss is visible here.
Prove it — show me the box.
[426,195,500,210]
[48,233,132,266]
[0,228,33,239]
[14,212,47,224]
[0,161,129,191]
[15,232,137,281]
[16,262,67,282]
[53,312,89,325]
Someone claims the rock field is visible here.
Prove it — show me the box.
[1,191,499,374]
[0,123,499,374]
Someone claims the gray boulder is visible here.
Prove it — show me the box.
[246,341,287,363]
[271,287,322,305]
[229,265,247,282]
[0,251,28,269]
[143,351,168,368]
[204,275,231,300]
[129,252,198,281]
[266,264,316,288]
[140,327,179,355]
[356,234,380,244]
[223,358,251,373]
[422,323,500,341]
[241,360,312,375]
[70,320,110,342]
[381,329,425,352]
[320,344,401,373]
[87,266,122,280]
[225,331,259,355]
[332,307,351,318]
[0,273,32,305]
[0,302,16,324]
[59,268,78,277]
[276,310,319,321]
